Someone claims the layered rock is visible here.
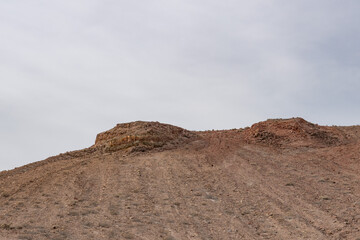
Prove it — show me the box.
[94,121,197,153]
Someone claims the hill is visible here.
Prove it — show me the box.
[1,118,360,239]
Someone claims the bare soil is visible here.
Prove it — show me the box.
[1,118,360,239]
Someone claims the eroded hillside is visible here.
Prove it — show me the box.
[0,118,360,239]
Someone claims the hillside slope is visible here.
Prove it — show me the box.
[0,118,360,240]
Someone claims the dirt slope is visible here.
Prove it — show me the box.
[0,118,360,240]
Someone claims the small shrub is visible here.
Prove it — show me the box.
[0,223,13,230]
[99,222,110,228]
[2,193,10,198]
[68,211,79,216]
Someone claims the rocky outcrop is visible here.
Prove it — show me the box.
[94,121,197,153]
[243,117,348,147]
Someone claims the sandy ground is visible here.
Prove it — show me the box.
[0,118,359,239]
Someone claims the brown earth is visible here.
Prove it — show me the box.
[0,118,360,239]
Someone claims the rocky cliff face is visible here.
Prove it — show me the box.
[0,118,360,240]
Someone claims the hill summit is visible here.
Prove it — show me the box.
[94,121,197,153]
[243,117,348,147]
[0,118,360,239]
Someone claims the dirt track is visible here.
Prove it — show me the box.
[0,118,360,239]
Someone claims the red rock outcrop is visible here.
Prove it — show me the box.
[243,117,348,147]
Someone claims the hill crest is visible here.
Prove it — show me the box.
[1,118,360,239]
[94,121,197,153]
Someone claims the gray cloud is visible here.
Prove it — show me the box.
[1,0,360,170]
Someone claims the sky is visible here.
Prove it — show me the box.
[1,0,360,170]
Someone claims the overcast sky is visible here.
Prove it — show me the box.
[1,0,360,170]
